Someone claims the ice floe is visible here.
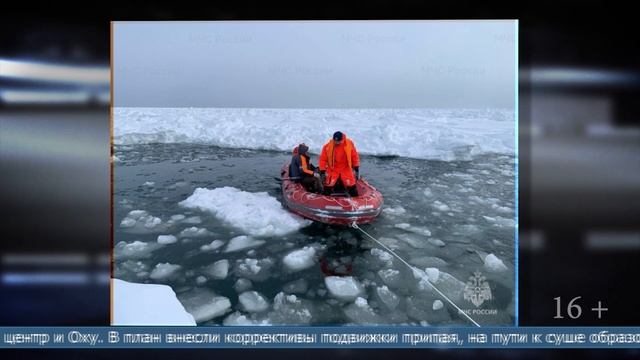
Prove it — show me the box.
[114,240,162,260]
[238,291,270,313]
[157,235,177,244]
[324,276,364,302]
[179,187,311,236]
[149,263,181,281]
[282,246,316,272]
[177,288,231,323]
[484,253,508,272]
[224,235,265,253]
[204,259,229,279]
[119,210,165,233]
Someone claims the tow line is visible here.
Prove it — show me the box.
[351,221,481,327]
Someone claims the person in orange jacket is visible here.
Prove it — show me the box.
[319,131,360,196]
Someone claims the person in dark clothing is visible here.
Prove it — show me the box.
[289,143,323,193]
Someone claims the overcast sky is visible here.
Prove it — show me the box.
[114,20,516,108]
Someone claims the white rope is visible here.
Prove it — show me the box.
[351,222,481,327]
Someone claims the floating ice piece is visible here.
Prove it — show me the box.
[143,181,155,187]
[378,268,402,288]
[170,214,186,221]
[425,267,440,283]
[433,271,466,304]
[179,226,213,238]
[270,292,312,325]
[428,239,446,247]
[224,235,265,253]
[179,187,311,236]
[112,279,195,326]
[491,204,513,213]
[375,285,400,311]
[115,260,150,280]
[195,276,207,285]
[223,311,271,326]
[204,259,229,279]
[396,234,428,249]
[178,289,232,323]
[483,215,515,227]
[433,300,444,311]
[383,206,406,216]
[239,291,270,313]
[119,210,165,233]
[149,263,181,281]
[157,235,177,245]
[371,248,393,262]
[408,256,447,268]
[183,216,202,224]
[283,246,316,272]
[324,276,364,302]
[406,296,451,324]
[344,297,382,324]
[394,223,432,237]
[114,240,162,260]
[432,201,450,212]
[234,278,253,293]
[200,240,225,252]
[235,258,274,281]
[484,253,508,272]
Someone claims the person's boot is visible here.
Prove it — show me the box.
[348,186,359,197]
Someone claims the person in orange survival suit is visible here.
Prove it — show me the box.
[319,131,360,196]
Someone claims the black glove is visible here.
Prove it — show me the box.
[354,166,359,180]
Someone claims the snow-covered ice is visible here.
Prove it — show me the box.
[179,187,311,236]
[282,246,316,271]
[114,107,515,161]
[112,279,195,325]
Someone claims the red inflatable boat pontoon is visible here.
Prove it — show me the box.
[281,163,383,225]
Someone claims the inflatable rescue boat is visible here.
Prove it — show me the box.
[281,163,383,225]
